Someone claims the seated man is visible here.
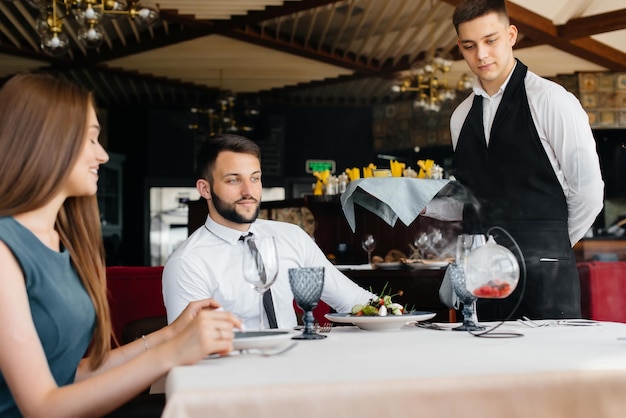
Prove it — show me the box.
[162,133,375,329]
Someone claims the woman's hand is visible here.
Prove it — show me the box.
[168,298,224,336]
[166,299,242,363]
[169,307,242,365]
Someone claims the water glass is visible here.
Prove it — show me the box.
[289,267,326,340]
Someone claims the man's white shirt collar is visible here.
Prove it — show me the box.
[204,215,254,245]
[472,60,517,99]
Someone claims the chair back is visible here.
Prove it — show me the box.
[106,266,166,343]
[578,261,626,322]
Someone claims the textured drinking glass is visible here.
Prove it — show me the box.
[451,234,487,331]
[448,263,485,331]
[289,267,327,340]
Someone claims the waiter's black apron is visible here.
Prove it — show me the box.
[453,59,580,320]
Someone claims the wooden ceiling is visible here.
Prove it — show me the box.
[1,0,625,107]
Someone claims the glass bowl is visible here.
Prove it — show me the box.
[464,235,520,299]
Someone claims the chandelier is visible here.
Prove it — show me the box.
[391,48,473,112]
[189,97,260,137]
[188,69,259,136]
[26,0,159,56]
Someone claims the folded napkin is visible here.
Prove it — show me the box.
[439,264,460,310]
[340,177,452,232]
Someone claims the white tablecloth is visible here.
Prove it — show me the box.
[340,177,451,232]
[161,321,626,418]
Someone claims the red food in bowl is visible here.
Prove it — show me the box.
[472,280,512,299]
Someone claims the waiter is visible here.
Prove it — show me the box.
[425,0,604,320]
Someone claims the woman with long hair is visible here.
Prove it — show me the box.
[0,72,241,417]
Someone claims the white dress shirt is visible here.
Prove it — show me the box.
[427,63,604,245]
[162,215,375,330]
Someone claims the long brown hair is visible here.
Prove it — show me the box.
[0,72,112,370]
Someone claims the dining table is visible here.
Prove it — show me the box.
[158,319,626,418]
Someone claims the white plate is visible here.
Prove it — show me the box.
[404,261,449,269]
[335,264,373,271]
[232,330,294,351]
[325,311,436,331]
[374,262,404,270]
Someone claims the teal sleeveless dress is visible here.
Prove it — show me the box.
[0,217,96,417]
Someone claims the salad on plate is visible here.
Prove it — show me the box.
[351,285,405,316]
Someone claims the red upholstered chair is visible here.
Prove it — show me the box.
[106,266,166,344]
[578,261,626,323]
[106,266,335,343]
[293,299,333,325]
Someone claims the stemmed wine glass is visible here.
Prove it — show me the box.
[428,228,444,257]
[361,234,376,265]
[450,234,486,331]
[242,236,279,330]
[289,267,326,340]
[414,233,429,259]
[413,229,444,259]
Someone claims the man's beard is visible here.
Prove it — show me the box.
[210,188,260,224]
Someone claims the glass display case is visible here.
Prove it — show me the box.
[97,153,125,238]
[150,187,200,266]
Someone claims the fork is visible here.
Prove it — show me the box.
[318,323,333,333]
[517,317,601,328]
[414,321,451,331]
[517,316,549,328]
[294,323,333,333]
[240,341,298,357]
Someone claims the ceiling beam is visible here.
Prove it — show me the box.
[82,0,345,63]
[225,26,384,75]
[209,0,344,32]
[506,2,626,71]
[557,9,626,39]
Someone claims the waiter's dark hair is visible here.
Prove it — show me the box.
[452,0,509,34]
[195,133,261,182]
